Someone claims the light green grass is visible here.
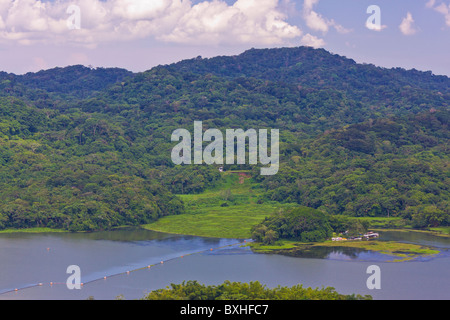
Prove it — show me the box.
[429,226,450,236]
[249,240,300,253]
[143,173,295,239]
[143,203,281,239]
[0,227,66,234]
[352,217,406,228]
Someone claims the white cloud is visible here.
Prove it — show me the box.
[435,3,450,26]
[6,0,49,32]
[0,0,303,46]
[399,12,417,35]
[300,33,325,48]
[160,0,302,45]
[426,0,450,27]
[112,0,172,20]
[365,21,387,32]
[303,1,329,33]
[332,22,352,34]
[302,0,351,34]
[426,0,436,8]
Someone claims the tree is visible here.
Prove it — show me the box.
[252,206,333,243]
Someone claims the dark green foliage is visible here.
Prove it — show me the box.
[0,46,448,231]
[252,207,333,243]
[256,109,449,227]
[328,216,370,237]
[142,280,372,300]
[0,65,133,102]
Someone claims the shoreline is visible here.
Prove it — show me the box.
[371,227,450,238]
[0,227,67,234]
[2,225,449,239]
[0,226,445,263]
[248,235,442,262]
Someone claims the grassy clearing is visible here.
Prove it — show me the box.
[352,217,406,229]
[0,227,66,234]
[143,173,295,239]
[428,226,450,236]
[352,217,450,238]
[141,203,277,239]
[248,240,301,253]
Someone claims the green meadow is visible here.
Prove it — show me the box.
[0,227,66,234]
[143,172,296,239]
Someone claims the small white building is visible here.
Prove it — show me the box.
[363,232,379,239]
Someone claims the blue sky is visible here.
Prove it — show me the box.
[0,0,449,76]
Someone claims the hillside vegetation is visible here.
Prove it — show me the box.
[0,47,448,232]
[143,280,372,300]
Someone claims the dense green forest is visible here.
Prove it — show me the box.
[0,46,448,232]
[142,280,372,300]
[254,110,449,228]
[251,206,370,244]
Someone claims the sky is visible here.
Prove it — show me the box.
[0,0,449,76]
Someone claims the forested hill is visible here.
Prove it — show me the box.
[91,46,449,134]
[166,46,450,95]
[0,65,133,102]
[255,109,449,227]
[0,46,448,232]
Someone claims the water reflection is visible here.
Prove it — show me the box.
[378,230,450,249]
[0,228,449,300]
[266,230,450,262]
[2,227,225,245]
[0,228,242,296]
[276,245,397,261]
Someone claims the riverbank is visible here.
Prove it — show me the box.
[371,227,450,238]
[1,225,443,263]
[0,227,66,234]
[2,174,448,248]
[249,237,441,262]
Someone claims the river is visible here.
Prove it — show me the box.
[0,228,449,300]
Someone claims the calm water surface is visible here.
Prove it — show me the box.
[0,228,449,300]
